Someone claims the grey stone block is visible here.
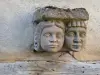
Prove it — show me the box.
[33,6,89,23]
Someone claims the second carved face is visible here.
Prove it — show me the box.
[65,21,87,52]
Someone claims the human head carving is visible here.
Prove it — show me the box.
[34,20,65,52]
[32,6,89,52]
[65,20,87,52]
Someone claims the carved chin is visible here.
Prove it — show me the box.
[41,45,61,52]
[45,48,60,52]
[70,45,82,52]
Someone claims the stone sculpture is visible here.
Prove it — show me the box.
[32,6,89,52]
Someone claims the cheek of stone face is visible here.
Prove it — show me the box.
[65,36,73,50]
[41,36,64,52]
[81,38,86,48]
[56,38,64,51]
[65,35,86,52]
[40,34,49,51]
[65,36,80,51]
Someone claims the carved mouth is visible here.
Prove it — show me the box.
[48,45,58,48]
[72,45,81,49]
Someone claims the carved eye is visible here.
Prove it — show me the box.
[80,32,86,38]
[66,31,75,37]
[56,33,64,38]
[43,33,51,37]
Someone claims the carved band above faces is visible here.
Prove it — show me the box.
[33,6,89,24]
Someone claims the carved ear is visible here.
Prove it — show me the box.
[34,37,39,51]
[34,40,38,50]
[33,27,39,51]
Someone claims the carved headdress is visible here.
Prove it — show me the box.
[66,8,89,29]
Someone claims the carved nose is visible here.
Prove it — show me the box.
[50,35,57,42]
[73,33,81,43]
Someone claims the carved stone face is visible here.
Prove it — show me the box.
[65,27,86,52]
[40,23,64,52]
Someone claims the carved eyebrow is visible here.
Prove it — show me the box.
[55,25,65,32]
[79,31,86,32]
[66,30,75,32]
[42,25,52,31]
[43,24,64,30]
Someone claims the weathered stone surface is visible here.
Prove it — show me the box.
[71,8,89,21]
[0,52,74,62]
[33,6,89,23]
[0,60,100,75]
